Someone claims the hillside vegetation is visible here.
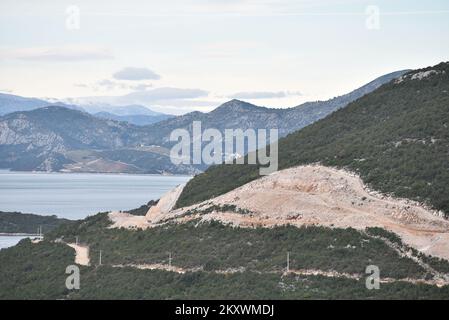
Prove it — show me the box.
[176,62,449,216]
[63,268,449,299]
[1,213,448,299]
[0,239,74,299]
[3,239,449,299]
[0,211,72,234]
[47,213,431,279]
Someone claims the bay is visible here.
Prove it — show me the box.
[0,235,30,250]
[0,170,191,220]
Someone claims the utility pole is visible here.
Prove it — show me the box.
[99,250,102,266]
[75,236,78,246]
[37,226,42,238]
[168,252,172,271]
[286,252,290,273]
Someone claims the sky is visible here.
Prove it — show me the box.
[0,0,448,115]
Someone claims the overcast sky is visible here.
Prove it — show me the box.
[0,0,448,114]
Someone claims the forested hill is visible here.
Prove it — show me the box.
[0,211,72,234]
[176,62,449,217]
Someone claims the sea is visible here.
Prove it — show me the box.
[0,170,191,249]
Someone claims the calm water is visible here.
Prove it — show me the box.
[0,170,191,220]
[0,235,30,250]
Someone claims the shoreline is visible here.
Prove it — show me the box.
[0,168,194,178]
[0,233,41,237]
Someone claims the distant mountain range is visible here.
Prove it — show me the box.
[94,111,174,126]
[129,70,409,148]
[0,69,408,174]
[83,104,174,126]
[0,93,83,116]
[0,106,197,174]
[0,93,173,126]
[81,103,164,116]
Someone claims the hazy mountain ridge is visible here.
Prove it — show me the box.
[0,106,136,150]
[94,111,174,126]
[0,106,198,173]
[0,70,408,174]
[281,69,410,135]
[80,103,164,116]
[0,93,83,116]
[0,93,172,126]
[141,70,409,146]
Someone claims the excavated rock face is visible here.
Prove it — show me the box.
[145,184,186,223]
[108,183,187,230]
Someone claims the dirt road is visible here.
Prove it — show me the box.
[67,243,90,266]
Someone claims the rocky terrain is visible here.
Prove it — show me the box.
[0,106,199,174]
[93,111,173,126]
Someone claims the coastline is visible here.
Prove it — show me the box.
[0,171,192,219]
[0,233,40,237]
[0,168,194,178]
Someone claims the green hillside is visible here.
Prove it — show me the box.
[1,212,449,299]
[0,240,75,299]
[176,62,449,216]
[0,211,73,234]
[45,213,428,279]
[1,62,448,299]
[3,238,449,299]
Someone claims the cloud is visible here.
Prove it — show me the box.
[228,90,302,99]
[113,67,161,81]
[110,87,210,108]
[117,87,209,105]
[149,103,217,115]
[66,87,212,115]
[0,45,114,61]
[97,79,121,89]
[130,83,153,91]
[74,79,153,91]
[74,83,90,88]
[201,41,260,58]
